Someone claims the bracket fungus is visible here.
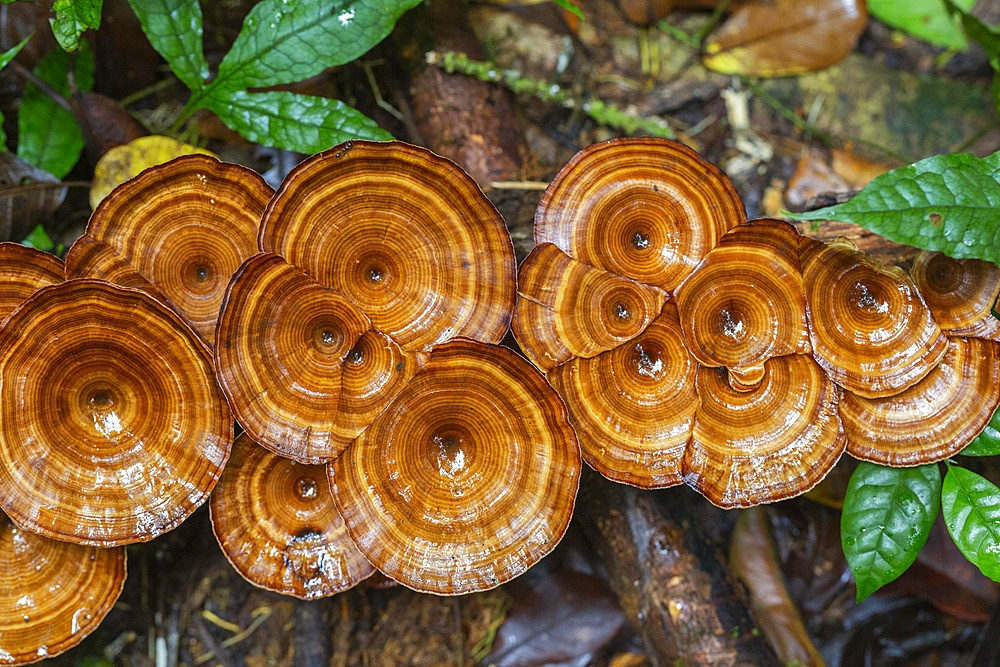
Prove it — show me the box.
[66,154,273,346]
[0,513,125,664]
[0,280,232,546]
[218,141,516,462]
[330,339,580,595]
[515,137,1000,506]
[210,433,374,599]
[0,243,64,322]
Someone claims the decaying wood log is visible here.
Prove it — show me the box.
[580,471,781,666]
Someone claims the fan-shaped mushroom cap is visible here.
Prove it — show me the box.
[210,434,374,599]
[910,250,1000,340]
[0,280,232,546]
[546,303,698,489]
[841,336,1000,466]
[216,254,422,463]
[685,354,845,508]
[800,238,947,398]
[79,154,273,346]
[65,236,166,302]
[0,512,126,664]
[0,243,63,323]
[259,141,515,351]
[513,242,667,371]
[534,137,746,292]
[331,339,580,595]
[677,219,809,386]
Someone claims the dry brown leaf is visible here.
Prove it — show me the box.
[0,153,66,241]
[703,0,867,76]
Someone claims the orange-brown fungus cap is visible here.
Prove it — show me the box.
[801,238,947,398]
[534,137,745,291]
[216,253,421,463]
[331,339,580,595]
[210,434,374,599]
[0,280,232,546]
[686,355,845,508]
[840,337,1000,466]
[259,140,515,351]
[0,512,125,664]
[547,303,698,489]
[513,242,667,371]
[677,219,809,385]
[910,250,1000,340]
[0,243,63,323]
[64,236,166,302]
[77,154,273,346]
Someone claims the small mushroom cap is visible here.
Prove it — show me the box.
[534,137,746,292]
[547,303,698,489]
[0,243,63,323]
[841,337,1000,466]
[0,513,126,664]
[259,141,515,351]
[677,219,810,380]
[800,238,947,398]
[910,250,1000,340]
[0,280,233,546]
[512,242,667,371]
[685,354,845,509]
[331,339,581,595]
[210,433,374,599]
[216,254,423,463]
[81,154,273,346]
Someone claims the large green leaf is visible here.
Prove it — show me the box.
[206,0,423,95]
[792,151,1000,265]
[207,90,391,153]
[942,465,1000,582]
[51,0,103,52]
[17,45,95,178]
[868,0,974,50]
[961,406,1000,456]
[126,0,208,91]
[841,462,941,602]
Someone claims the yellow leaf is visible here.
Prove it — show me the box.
[90,136,215,209]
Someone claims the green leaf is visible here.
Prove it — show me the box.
[789,151,1000,265]
[841,462,941,602]
[50,0,103,52]
[20,224,56,252]
[942,465,1000,582]
[126,0,208,91]
[207,0,423,95]
[206,89,391,152]
[0,34,30,71]
[944,0,1000,57]
[868,0,974,50]
[17,44,95,178]
[962,406,1000,456]
[551,0,583,21]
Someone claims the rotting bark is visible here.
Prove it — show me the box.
[580,471,781,666]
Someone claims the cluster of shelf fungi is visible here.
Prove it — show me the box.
[0,138,997,663]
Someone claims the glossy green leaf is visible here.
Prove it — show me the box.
[944,0,1000,56]
[868,0,973,49]
[791,151,1000,265]
[126,0,208,91]
[206,0,423,95]
[841,462,941,602]
[0,35,30,71]
[51,0,103,52]
[17,44,95,178]
[942,465,1000,582]
[206,90,391,153]
[961,406,1000,456]
[551,0,583,21]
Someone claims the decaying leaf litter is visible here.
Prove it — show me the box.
[1,0,999,664]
